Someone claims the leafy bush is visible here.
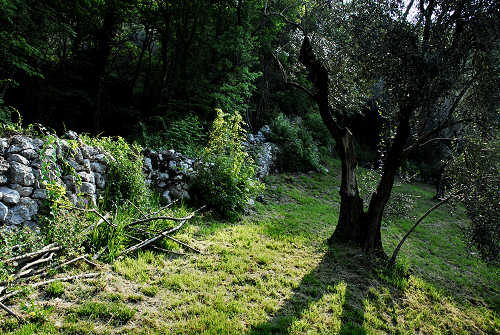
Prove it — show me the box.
[269,113,325,173]
[447,137,500,265]
[138,114,207,156]
[193,109,264,220]
[84,136,149,208]
[303,111,336,153]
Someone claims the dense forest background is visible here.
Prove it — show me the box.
[0,0,498,182]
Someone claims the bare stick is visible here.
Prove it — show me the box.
[6,247,61,264]
[0,290,21,303]
[390,196,452,265]
[31,273,100,288]
[17,253,55,274]
[119,220,189,257]
[59,205,113,227]
[162,235,200,254]
[0,301,23,321]
[125,205,205,229]
[146,199,178,218]
[93,247,108,260]
[123,232,186,256]
[85,214,111,233]
[126,199,148,219]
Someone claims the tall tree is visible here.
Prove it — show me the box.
[269,0,500,255]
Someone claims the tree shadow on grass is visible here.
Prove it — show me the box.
[248,243,398,335]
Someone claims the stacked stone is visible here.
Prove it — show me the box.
[142,148,195,203]
[0,133,108,227]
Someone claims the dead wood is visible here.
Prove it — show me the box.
[0,301,23,321]
[6,246,61,265]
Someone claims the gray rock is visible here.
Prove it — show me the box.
[0,157,9,173]
[82,159,91,172]
[254,142,279,179]
[8,136,35,154]
[6,198,38,225]
[73,148,84,163]
[158,173,169,181]
[32,138,44,149]
[80,182,96,195]
[161,190,172,203]
[32,189,47,200]
[62,175,78,191]
[20,149,38,160]
[10,162,35,186]
[67,158,82,171]
[95,153,107,163]
[158,181,167,188]
[144,157,152,171]
[0,187,20,205]
[7,153,29,165]
[91,162,106,174]
[0,202,8,221]
[94,173,105,189]
[78,171,95,184]
[0,139,8,155]
[10,184,33,197]
[64,130,79,140]
[0,175,8,185]
[30,159,42,169]
[168,161,177,170]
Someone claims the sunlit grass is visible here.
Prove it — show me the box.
[1,159,498,334]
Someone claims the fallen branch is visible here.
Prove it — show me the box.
[119,220,189,257]
[0,301,23,321]
[85,214,111,233]
[59,205,113,227]
[16,252,55,277]
[6,246,61,265]
[31,272,100,288]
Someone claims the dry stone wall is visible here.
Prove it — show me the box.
[0,127,277,229]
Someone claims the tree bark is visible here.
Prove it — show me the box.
[298,35,414,256]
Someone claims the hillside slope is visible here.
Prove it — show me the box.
[1,161,499,334]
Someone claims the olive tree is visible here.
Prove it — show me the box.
[268,0,500,255]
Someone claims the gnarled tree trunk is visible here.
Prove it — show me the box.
[299,36,412,256]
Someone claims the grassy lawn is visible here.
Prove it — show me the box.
[1,160,499,334]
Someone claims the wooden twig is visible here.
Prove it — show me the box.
[85,214,111,233]
[125,212,195,228]
[119,220,189,257]
[17,252,55,276]
[93,247,108,260]
[123,232,186,256]
[60,205,113,227]
[146,200,179,218]
[0,301,23,321]
[31,272,100,288]
[0,290,21,303]
[6,247,61,264]
[126,199,148,219]
[162,235,200,254]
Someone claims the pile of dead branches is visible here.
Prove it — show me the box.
[0,243,99,321]
[65,200,205,259]
[0,201,205,322]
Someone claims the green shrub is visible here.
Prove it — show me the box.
[45,281,65,298]
[269,113,325,173]
[138,114,207,156]
[303,111,336,152]
[193,109,264,221]
[83,136,149,208]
